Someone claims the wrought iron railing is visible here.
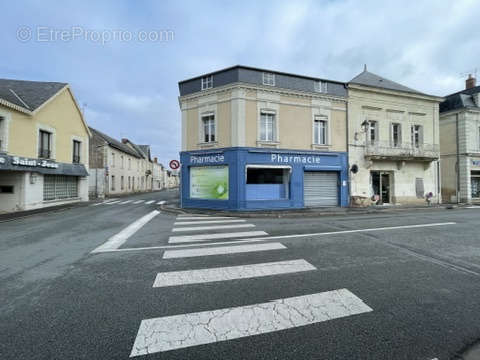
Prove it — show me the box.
[365,141,439,159]
[38,148,51,159]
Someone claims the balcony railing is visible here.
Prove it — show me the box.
[365,141,439,161]
[38,148,51,159]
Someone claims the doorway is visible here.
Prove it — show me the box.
[371,171,391,204]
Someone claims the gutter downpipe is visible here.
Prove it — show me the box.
[345,84,350,208]
[456,113,460,204]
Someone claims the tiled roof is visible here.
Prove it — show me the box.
[0,78,67,112]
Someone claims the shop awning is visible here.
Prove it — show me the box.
[0,155,89,177]
[246,165,292,170]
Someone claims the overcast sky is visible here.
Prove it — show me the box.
[2,0,479,166]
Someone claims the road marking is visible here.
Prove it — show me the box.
[133,200,145,204]
[172,224,255,232]
[105,200,121,204]
[95,222,457,253]
[120,200,133,204]
[162,242,286,259]
[174,219,246,225]
[91,210,160,253]
[465,206,480,209]
[168,231,269,244]
[91,202,104,206]
[153,259,316,287]
[145,200,155,204]
[157,200,166,205]
[130,288,372,356]
[175,216,238,220]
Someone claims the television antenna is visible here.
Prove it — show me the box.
[460,68,478,79]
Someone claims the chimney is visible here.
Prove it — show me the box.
[121,138,128,144]
[154,157,158,163]
[466,74,476,89]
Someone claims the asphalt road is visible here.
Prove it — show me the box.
[2,192,480,360]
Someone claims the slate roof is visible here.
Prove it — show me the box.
[0,78,67,112]
[440,85,480,113]
[89,127,141,158]
[349,68,423,95]
[138,145,151,161]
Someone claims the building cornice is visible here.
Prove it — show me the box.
[178,82,347,104]
[348,83,444,103]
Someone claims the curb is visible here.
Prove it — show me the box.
[160,204,460,218]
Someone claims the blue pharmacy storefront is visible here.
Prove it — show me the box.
[180,147,349,211]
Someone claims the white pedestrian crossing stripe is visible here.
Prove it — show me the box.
[172,224,255,232]
[162,242,286,259]
[175,216,237,220]
[173,219,246,225]
[168,231,268,244]
[129,289,373,356]
[153,259,316,287]
[93,199,165,207]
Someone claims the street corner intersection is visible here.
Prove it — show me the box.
[3,195,480,359]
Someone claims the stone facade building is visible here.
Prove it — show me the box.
[440,75,480,203]
[348,67,443,206]
[178,65,349,210]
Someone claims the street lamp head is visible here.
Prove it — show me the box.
[360,120,369,132]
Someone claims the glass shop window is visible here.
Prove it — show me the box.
[246,167,290,200]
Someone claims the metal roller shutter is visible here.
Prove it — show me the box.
[43,175,78,201]
[303,171,338,207]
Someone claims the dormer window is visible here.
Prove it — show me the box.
[314,80,327,93]
[201,75,213,90]
[262,72,275,86]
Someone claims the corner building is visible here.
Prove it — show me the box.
[178,66,349,210]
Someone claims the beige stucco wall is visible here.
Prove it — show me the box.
[439,109,480,203]
[180,84,347,152]
[348,86,441,204]
[3,89,89,164]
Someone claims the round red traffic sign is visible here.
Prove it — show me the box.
[169,160,180,170]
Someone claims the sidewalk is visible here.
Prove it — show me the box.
[0,201,91,223]
[162,202,469,218]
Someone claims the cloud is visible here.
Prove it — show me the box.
[2,0,480,166]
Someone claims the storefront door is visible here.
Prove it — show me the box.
[371,171,391,204]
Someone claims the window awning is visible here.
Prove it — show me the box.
[246,165,292,170]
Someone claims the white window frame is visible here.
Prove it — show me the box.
[0,113,10,153]
[36,124,56,160]
[313,116,328,145]
[314,80,328,93]
[391,123,402,148]
[368,120,378,145]
[262,72,275,86]
[260,111,276,142]
[411,124,423,148]
[200,112,216,144]
[478,126,480,151]
[201,75,213,90]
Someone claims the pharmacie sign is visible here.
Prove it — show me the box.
[190,154,225,164]
[0,156,59,169]
[271,153,321,164]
